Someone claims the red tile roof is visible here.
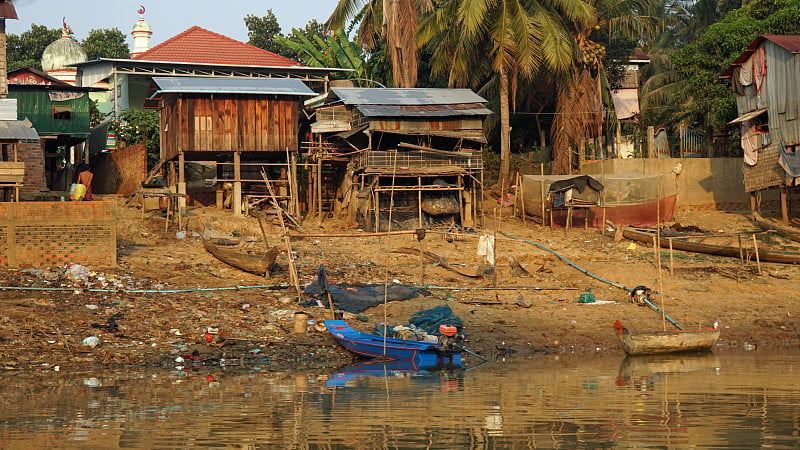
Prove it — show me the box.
[132,26,302,67]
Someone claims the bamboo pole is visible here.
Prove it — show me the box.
[654,235,666,332]
[752,234,762,275]
[520,173,526,226]
[737,235,744,268]
[539,164,546,228]
[669,239,674,277]
[261,169,301,300]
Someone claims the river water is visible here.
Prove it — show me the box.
[1,349,798,448]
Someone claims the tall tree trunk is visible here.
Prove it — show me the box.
[499,66,511,189]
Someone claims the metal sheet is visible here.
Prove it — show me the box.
[331,88,487,105]
[0,119,40,141]
[355,104,491,117]
[728,108,767,124]
[151,77,317,97]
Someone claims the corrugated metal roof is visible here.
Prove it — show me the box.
[331,88,487,105]
[151,77,317,97]
[721,35,800,78]
[0,119,40,141]
[356,104,491,117]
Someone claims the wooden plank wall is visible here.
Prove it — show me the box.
[160,94,299,160]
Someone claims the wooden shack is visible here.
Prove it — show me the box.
[721,35,800,222]
[152,76,317,215]
[307,87,490,230]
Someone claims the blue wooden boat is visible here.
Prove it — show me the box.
[324,320,462,367]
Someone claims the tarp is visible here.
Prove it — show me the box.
[304,264,429,313]
[611,88,639,120]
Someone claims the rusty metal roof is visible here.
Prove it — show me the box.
[151,76,316,97]
[721,35,800,78]
[331,87,488,106]
[356,103,491,117]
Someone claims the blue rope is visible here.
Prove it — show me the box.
[500,230,684,330]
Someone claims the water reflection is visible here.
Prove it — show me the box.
[0,350,798,448]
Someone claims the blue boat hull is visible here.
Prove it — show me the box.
[325,320,462,367]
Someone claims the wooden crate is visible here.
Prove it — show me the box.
[0,161,24,184]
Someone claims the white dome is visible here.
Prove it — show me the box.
[132,17,151,33]
[42,32,87,72]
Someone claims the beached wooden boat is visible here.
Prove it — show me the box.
[753,212,800,242]
[621,226,800,264]
[325,320,462,367]
[613,320,720,356]
[202,236,278,276]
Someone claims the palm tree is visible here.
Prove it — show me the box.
[550,0,660,173]
[328,0,434,87]
[419,0,593,187]
[276,27,368,81]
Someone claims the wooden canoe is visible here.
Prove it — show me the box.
[613,320,720,356]
[621,226,800,264]
[202,237,278,276]
[753,212,800,243]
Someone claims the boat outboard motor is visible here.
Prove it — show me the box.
[438,324,463,351]
[630,285,651,306]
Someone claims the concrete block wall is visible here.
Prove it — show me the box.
[0,201,116,268]
[18,139,45,200]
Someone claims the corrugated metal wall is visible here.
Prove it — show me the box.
[7,90,90,137]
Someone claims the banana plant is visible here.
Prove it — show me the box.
[276,28,366,81]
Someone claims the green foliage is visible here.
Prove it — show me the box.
[669,0,800,132]
[275,27,367,81]
[81,28,130,60]
[244,10,296,59]
[6,24,61,70]
[111,109,160,169]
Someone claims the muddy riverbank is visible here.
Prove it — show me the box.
[1,196,799,372]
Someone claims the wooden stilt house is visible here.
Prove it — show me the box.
[721,35,800,222]
[151,76,317,215]
[306,87,490,230]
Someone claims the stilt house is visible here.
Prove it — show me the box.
[151,76,316,215]
[721,35,800,221]
[307,87,490,230]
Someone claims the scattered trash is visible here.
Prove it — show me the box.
[176,231,187,239]
[515,295,532,308]
[82,336,100,348]
[85,304,99,310]
[83,378,101,387]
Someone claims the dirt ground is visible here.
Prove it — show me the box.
[1,194,799,372]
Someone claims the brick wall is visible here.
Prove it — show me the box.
[93,143,146,196]
[0,201,116,268]
[17,139,45,200]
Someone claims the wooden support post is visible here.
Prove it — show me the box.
[737,235,744,268]
[750,192,757,216]
[752,234,762,275]
[539,164,546,226]
[520,173,526,226]
[647,126,655,159]
[418,176,423,228]
[780,186,789,225]
[178,151,186,213]
[669,239,674,277]
[317,159,323,223]
[215,183,223,209]
[233,151,242,216]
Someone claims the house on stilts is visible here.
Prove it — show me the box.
[305,87,490,231]
[721,34,800,222]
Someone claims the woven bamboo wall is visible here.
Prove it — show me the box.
[0,201,116,268]
[743,141,784,192]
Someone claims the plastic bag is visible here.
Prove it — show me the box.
[71,183,87,201]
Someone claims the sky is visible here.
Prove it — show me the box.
[7,0,340,47]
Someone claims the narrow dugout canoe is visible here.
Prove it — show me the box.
[202,237,278,276]
[613,320,720,356]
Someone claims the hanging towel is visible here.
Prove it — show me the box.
[741,120,759,166]
[753,47,766,92]
[739,56,753,86]
[477,235,496,266]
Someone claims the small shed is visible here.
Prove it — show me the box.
[7,67,94,194]
[307,87,490,230]
[151,76,317,215]
[721,35,800,221]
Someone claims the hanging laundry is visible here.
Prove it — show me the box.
[739,55,753,86]
[477,234,495,266]
[753,47,766,92]
[741,120,759,166]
